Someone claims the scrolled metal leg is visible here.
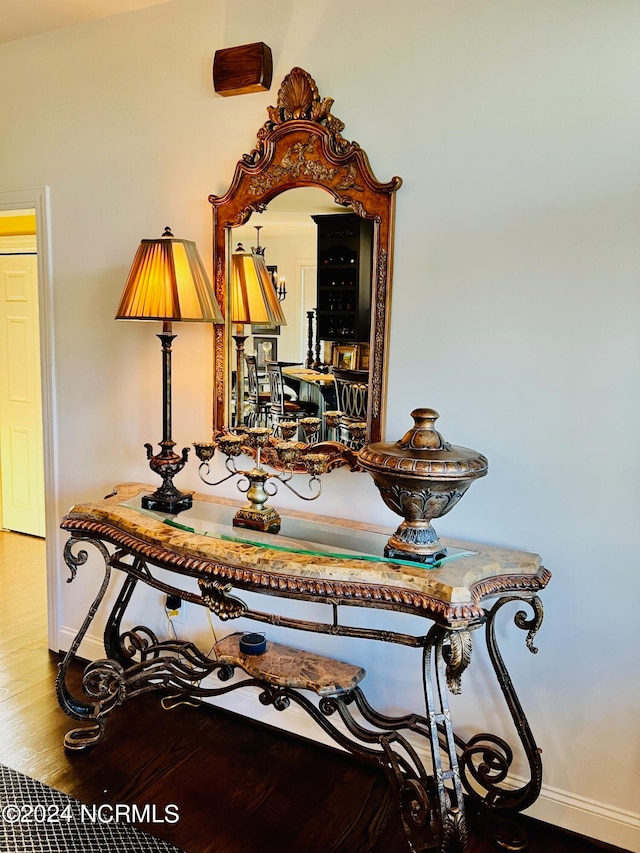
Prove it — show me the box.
[62,658,128,750]
[423,625,469,852]
[458,595,544,814]
[328,641,470,851]
[380,733,440,852]
[245,683,440,851]
[103,571,140,664]
[56,537,119,750]
[324,692,440,851]
[117,625,162,664]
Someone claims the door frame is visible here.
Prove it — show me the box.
[0,187,59,650]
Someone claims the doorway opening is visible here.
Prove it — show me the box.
[0,186,59,651]
[0,209,44,537]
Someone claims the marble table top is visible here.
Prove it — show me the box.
[61,483,550,627]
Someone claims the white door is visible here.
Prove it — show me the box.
[0,251,45,537]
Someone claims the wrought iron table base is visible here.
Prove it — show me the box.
[56,535,545,853]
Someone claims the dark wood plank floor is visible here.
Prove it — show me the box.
[0,529,629,853]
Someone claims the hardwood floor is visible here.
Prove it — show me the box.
[0,529,629,852]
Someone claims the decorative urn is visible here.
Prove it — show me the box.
[357,408,488,564]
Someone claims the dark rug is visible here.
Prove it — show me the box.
[0,764,185,852]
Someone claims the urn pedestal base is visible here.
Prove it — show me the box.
[384,519,447,565]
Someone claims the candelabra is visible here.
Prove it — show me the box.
[194,425,329,535]
[322,411,368,449]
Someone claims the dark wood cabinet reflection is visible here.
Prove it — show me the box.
[313,212,373,346]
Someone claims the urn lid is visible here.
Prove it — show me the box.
[357,408,488,480]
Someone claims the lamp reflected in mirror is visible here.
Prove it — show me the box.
[116,226,224,513]
[230,242,286,427]
[231,188,337,374]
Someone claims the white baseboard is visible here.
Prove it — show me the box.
[519,778,639,851]
[59,627,639,852]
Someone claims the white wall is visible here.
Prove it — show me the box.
[1,0,639,848]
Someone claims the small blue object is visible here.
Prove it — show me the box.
[239,632,267,655]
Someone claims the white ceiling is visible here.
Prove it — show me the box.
[0,0,170,45]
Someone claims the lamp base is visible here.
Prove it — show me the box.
[142,491,193,515]
[144,440,192,515]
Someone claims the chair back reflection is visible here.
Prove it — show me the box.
[266,361,319,433]
[245,354,270,427]
[332,368,369,447]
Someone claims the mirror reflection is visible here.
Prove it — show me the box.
[209,67,402,465]
[229,188,373,447]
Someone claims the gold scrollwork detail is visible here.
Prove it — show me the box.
[248,135,364,198]
[246,67,351,163]
[443,629,473,694]
[198,579,247,620]
[371,248,388,419]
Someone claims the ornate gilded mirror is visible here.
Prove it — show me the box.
[209,67,401,466]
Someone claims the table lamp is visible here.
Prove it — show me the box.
[116,226,224,513]
[230,243,286,427]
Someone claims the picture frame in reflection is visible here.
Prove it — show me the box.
[333,344,359,370]
[254,336,278,370]
[357,344,370,371]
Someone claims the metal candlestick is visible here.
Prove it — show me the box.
[313,307,322,369]
[305,310,314,369]
[194,427,329,534]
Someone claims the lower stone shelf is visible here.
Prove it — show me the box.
[213,632,366,696]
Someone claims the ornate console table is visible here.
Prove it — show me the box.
[56,483,550,853]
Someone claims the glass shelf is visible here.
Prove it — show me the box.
[120,494,477,571]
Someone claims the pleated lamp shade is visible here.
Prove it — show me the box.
[116,227,224,323]
[230,244,287,326]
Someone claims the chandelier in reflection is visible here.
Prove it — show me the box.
[253,225,286,302]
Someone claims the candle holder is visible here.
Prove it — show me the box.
[275,420,299,440]
[346,421,367,449]
[299,417,322,443]
[194,427,329,534]
[323,410,344,442]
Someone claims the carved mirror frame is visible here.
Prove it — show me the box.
[209,67,401,464]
